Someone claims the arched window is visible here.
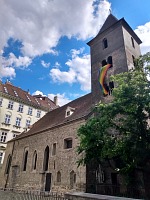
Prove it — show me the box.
[103,38,108,49]
[23,151,28,171]
[43,146,49,171]
[57,171,61,182]
[70,170,76,189]
[102,60,107,66]
[5,154,12,174]
[32,151,37,170]
[131,37,135,48]
[107,56,112,65]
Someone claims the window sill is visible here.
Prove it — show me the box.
[7,108,13,110]
[2,123,10,126]
[13,125,21,129]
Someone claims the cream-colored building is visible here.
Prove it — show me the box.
[0,80,58,164]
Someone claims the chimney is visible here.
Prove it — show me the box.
[54,96,58,106]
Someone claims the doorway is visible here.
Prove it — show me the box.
[45,173,52,192]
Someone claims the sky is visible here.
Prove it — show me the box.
[0,0,150,106]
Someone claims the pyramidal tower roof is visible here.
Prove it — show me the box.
[98,14,118,34]
[87,13,142,46]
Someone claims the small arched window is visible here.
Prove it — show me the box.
[131,37,135,48]
[102,60,107,66]
[70,170,76,189]
[5,154,12,174]
[107,56,112,65]
[57,171,61,182]
[43,146,49,171]
[32,151,37,170]
[103,38,108,49]
[23,151,28,171]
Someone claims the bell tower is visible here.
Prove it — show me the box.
[87,14,142,104]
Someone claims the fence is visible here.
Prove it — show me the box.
[0,188,68,200]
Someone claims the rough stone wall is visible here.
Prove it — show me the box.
[90,23,141,105]
[0,141,14,188]
[0,119,86,193]
[90,24,127,105]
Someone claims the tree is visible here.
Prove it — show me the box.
[77,52,150,197]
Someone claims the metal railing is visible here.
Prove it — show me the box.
[0,188,68,200]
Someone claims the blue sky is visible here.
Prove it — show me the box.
[0,0,150,106]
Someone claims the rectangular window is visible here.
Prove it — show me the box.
[0,132,7,143]
[64,138,72,149]
[52,143,56,155]
[8,101,14,110]
[28,107,32,115]
[18,104,24,112]
[15,117,21,127]
[37,110,41,118]
[26,119,31,127]
[5,114,11,124]
[0,98,3,106]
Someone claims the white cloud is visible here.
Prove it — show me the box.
[7,53,32,68]
[0,52,32,78]
[32,90,46,96]
[0,66,16,79]
[32,90,71,106]
[48,93,71,106]
[41,60,50,68]
[0,0,111,79]
[0,0,111,58]
[135,22,150,54]
[50,48,91,91]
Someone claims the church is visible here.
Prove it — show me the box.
[0,14,142,193]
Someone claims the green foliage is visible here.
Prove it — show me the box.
[77,52,150,176]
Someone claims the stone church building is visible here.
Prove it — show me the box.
[0,14,141,193]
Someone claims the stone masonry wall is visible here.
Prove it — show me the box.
[0,118,86,193]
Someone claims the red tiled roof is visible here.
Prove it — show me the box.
[0,81,57,111]
[15,93,93,140]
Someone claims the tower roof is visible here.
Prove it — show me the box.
[98,14,118,34]
[87,14,142,46]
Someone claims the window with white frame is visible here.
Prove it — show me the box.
[15,117,21,127]
[0,152,3,164]
[8,101,14,110]
[0,98,3,106]
[28,107,32,115]
[18,104,24,113]
[5,114,11,124]
[26,119,31,127]
[0,132,7,143]
[37,110,41,118]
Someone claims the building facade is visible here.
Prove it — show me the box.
[0,14,142,193]
[0,81,57,164]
